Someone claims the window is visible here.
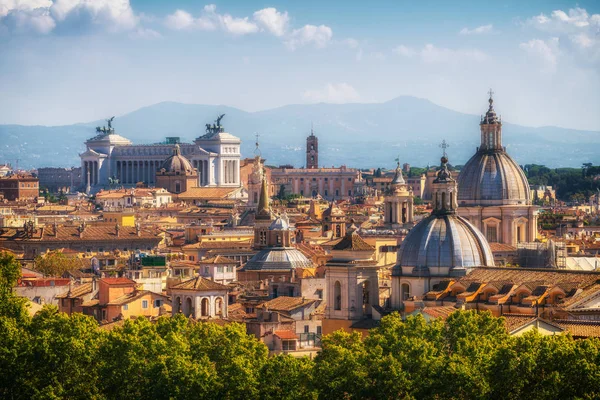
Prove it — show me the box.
[486,225,498,242]
[142,300,148,309]
[123,304,128,311]
[304,325,309,333]
[335,189,339,197]
[189,256,195,261]
[154,300,162,308]
[401,283,411,301]
[317,326,322,335]
[334,281,342,310]
[217,266,224,273]
[227,266,234,273]
[324,190,328,196]
[204,267,209,274]
[316,289,323,299]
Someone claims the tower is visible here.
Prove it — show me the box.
[479,89,503,152]
[384,158,414,228]
[247,134,263,209]
[306,126,318,169]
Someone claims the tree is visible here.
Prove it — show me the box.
[34,250,82,277]
[0,251,28,322]
[258,355,317,400]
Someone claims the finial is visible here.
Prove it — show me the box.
[173,143,181,155]
[488,88,494,109]
[311,122,314,136]
[395,155,400,168]
[439,140,449,158]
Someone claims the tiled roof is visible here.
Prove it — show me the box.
[501,314,537,333]
[457,267,600,289]
[108,290,168,306]
[489,243,518,252]
[324,232,375,251]
[260,296,316,312]
[171,276,229,291]
[420,306,457,320]
[56,283,93,299]
[198,255,238,264]
[176,187,240,200]
[274,330,298,340]
[100,277,137,286]
[555,320,600,338]
[0,225,160,242]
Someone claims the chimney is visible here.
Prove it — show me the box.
[115,223,120,237]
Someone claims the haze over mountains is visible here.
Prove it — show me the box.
[1,96,598,170]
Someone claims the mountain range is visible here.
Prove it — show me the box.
[1,96,599,170]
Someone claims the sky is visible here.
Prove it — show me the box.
[0,0,599,131]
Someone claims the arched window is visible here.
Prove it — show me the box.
[185,297,193,317]
[175,182,181,193]
[441,192,446,210]
[201,298,210,317]
[401,283,410,301]
[362,281,370,315]
[334,281,342,310]
[175,297,181,313]
[215,297,223,316]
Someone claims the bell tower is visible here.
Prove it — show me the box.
[306,126,318,169]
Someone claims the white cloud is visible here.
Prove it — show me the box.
[519,38,559,69]
[165,4,258,35]
[285,24,332,50]
[164,9,194,30]
[0,0,140,34]
[527,7,599,34]
[341,37,359,49]
[253,7,288,37]
[221,14,257,35]
[572,33,594,48]
[459,24,493,35]
[302,83,360,103]
[393,44,416,57]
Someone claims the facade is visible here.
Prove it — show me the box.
[322,229,381,335]
[391,156,495,310]
[80,118,241,193]
[37,167,82,193]
[171,276,229,319]
[457,93,538,247]
[0,173,39,201]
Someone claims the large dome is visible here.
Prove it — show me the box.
[243,247,313,271]
[160,145,195,176]
[397,214,494,273]
[457,93,531,206]
[457,151,531,206]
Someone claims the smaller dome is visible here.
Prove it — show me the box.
[243,247,313,271]
[160,145,195,175]
[270,213,291,230]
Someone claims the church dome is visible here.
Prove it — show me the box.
[457,92,530,206]
[457,151,530,205]
[159,145,195,175]
[395,155,494,275]
[397,214,494,272]
[243,247,313,271]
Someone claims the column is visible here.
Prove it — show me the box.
[235,160,239,186]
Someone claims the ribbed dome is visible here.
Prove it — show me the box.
[160,145,195,175]
[243,247,313,271]
[457,151,530,206]
[397,214,494,272]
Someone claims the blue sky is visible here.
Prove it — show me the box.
[0,0,599,130]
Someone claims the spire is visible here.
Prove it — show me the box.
[481,88,499,125]
[254,133,261,156]
[256,171,271,220]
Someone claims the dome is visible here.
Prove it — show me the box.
[457,92,531,206]
[243,247,313,271]
[396,213,494,273]
[457,150,530,206]
[159,145,195,176]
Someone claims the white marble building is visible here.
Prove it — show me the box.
[80,118,241,193]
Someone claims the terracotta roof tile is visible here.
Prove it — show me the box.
[100,277,137,286]
[420,306,457,320]
[198,255,238,264]
[274,330,298,340]
[502,314,537,332]
[171,276,229,291]
[555,320,600,338]
[176,187,240,200]
[56,282,93,299]
[260,296,317,312]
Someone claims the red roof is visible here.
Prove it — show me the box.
[274,330,298,340]
[100,277,137,286]
[19,278,70,287]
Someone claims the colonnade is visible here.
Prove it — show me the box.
[83,161,99,186]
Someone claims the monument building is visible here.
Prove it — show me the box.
[80,115,241,194]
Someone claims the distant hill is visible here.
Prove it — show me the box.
[1,96,599,170]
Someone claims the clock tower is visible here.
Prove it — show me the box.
[306,127,318,169]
